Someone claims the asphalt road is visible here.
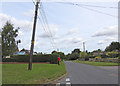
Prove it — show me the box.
[59,61,118,84]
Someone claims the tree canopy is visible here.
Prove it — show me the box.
[51,50,65,60]
[1,21,20,56]
[72,48,81,54]
[105,42,120,52]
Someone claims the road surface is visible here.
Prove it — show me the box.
[58,61,118,85]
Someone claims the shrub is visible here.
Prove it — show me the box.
[106,52,119,58]
[101,54,108,58]
[79,52,91,60]
[95,56,101,60]
[2,54,58,64]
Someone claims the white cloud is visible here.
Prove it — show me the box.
[0,13,33,31]
[98,37,117,44]
[23,9,34,17]
[0,13,34,50]
[0,13,60,51]
[39,24,59,39]
[92,25,118,37]
[66,28,80,35]
[56,36,83,46]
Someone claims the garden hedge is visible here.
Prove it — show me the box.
[2,54,58,64]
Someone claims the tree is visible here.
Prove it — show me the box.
[92,49,102,53]
[79,51,88,58]
[1,21,20,56]
[51,50,57,54]
[65,53,79,60]
[79,51,90,60]
[106,52,119,58]
[51,50,65,60]
[72,48,81,54]
[105,42,120,52]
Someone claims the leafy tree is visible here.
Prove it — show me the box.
[91,49,102,53]
[105,42,120,52]
[65,53,79,60]
[51,50,57,54]
[79,51,88,58]
[51,50,65,60]
[72,48,81,54]
[106,52,119,58]
[79,51,91,60]
[1,21,20,56]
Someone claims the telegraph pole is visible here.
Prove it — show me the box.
[83,42,85,51]
[28,0,40,70]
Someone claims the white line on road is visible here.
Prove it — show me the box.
[56,83,60,86]
[66,78,71,86]
[66,82,71,86]
[66,82,71,84]
[66,78,70,82]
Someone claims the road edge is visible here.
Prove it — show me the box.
[46,72,68,84]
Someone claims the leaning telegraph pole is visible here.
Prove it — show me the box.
[28,0,40,70]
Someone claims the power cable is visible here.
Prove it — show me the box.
[58,2,117,18]
[57,2,118,9]
[32,0,56,50]
[38,2,56,50]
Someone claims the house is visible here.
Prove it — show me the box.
[14,48,37,55]
[20,48,30,55]
[13,48,30,55]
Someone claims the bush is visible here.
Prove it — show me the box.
[79,52,90,61]
[106,52,119,58]
[95,56,101,59]
[2,54,58,64]
[101,54,108,58]
[69,53,79,60]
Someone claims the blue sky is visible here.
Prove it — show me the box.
[0,1,118,54]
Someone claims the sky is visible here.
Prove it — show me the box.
[0,0,118,54]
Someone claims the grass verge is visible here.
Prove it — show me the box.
[73,60,118,66]
[2,61,66,84]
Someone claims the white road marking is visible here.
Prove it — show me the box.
[66,82,71,86]
[66,78,71,86]
[66,78,70,82]
[56,83,60,86]
[66,82,71,84]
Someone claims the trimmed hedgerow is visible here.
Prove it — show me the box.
[2,54,58,64]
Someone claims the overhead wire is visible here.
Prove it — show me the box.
[32,0,35,6]
[57,2,118,9]
[32,0,56,50]
[37,15,56,50]
[31,1,117,51]
[39,2,56,50]
[57,2,118,18]
[31,0,56,50]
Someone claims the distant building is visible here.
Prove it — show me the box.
[33,52,37,55]
[13,48,30,55]
[14,48,37,55]
[20,48,30,55]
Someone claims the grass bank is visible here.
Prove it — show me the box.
[73,60,118,66]
[2,62,66,84]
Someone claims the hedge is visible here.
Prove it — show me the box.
[2,54,58,64]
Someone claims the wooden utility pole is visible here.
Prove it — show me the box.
[83,42,85,51]
[28,0,40,70]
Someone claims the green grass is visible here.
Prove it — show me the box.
[73,60,118,66]
[2,62,66,84]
